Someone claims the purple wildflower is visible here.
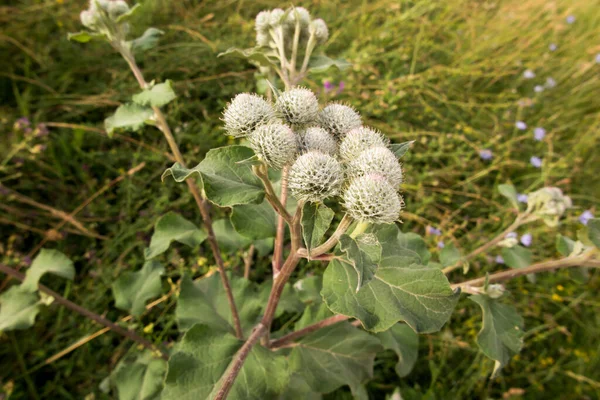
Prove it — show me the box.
[437,241,445,249]
[523,69,536,79]
[520,233,533,247]
[530,156,542,168]
[545,77,557,89]
[479,149,493,160]
[14,117,30,130]
[506,232,518,239]
[35,123,49,137]
[428,226,442,236]
[517,193,528,203]
[566,15,576,24]
[549,43,557,52]
[595,53,600,64]
[534,85,544,93]
[516,121,527,130]
[337,81,345,94]
[495,255,505,264]
[323,81,334,92]
[579,210,594,225]
[533,127,546,141]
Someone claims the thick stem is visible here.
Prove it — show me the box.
[302,214,353,258]
[253,164,292,224]
[119,45,243,339]
[270,314,349,349]
[0,264,168,359]
[349,221,370,238]
[289,12,301,80]
[272,166,290,273]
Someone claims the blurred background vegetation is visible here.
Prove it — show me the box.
[1,0,599,398]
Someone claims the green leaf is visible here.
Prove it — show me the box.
[105,103,154,137]
[258,281,304,319]
[470,295,524,377]
[308,55,351,73]
[217,47,278,68]
[588,218,600,248]
[162,146,265,207]
[132,80,177,108]
[162,324,289,400]
[439,242,461,267]
[301,203,334,253]
[212,219,252,252]
[389,141,414,159]
[145,212,207,260]
[112,260,164,317]
[67,31,105,43]
[293,303,333,330]
[498,184,519,209]
[293,275,323,305]
[339,234,381,291]
[377,323,419,378]
[280,374,323,400]
[129,28,164,53]
[176,274,262,336]
[110,351,166,400]
[289,321,382,396]
[114,3,141,23]
[0,286,42,331]
[21,249,75,292]
[501,246,532,269]
[230,201,276,240]
[253,238,274,256]
[556,234,576,256]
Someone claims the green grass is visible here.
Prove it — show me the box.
[1,0,599,398]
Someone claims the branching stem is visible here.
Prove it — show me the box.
[270,314,349,349]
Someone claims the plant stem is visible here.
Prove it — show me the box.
[270,314,349,349]
[0,264,168,359]
[349,220,370,238]
[118,45,243,339]
[302,214,353,258]
[253,164,292,224]
[272,166,290,273]
[243,244,255,279]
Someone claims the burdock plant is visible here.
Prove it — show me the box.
[1,3,599,400]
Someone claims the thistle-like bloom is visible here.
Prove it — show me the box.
[533,127,546,141]
[311,18,329,44]
[479,149,493,160]
[530,156,542,168]
[299,127,337,155]
[579,210,594,225]
[80,0,129,31]
[338,127,389,162]
[348,146,403,188]
[269,8,285,25]
[248,123,297,169]
[516,121,527,130]
[285,7,311,27]
[523,69,536,79]
[319,103,362,139]
[223,93,275,138]
[276,87,319,125]
[343,174,403,224]
[255,10,271,33]
[288,151,343,202]
[526,186,572,227]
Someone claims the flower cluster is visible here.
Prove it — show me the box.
[79,0,131,41]
[222,87,405,224]
[526,187,572,227]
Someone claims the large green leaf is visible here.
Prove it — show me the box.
[21,249,75,292]
[217,47,278,68]
[162,146,265,207]
[556,235,589,283]
[110,351,166,400]
[0,286,42,331]
[258,280,304,319]
[288,321,382,396]
[162,324,289,400]
[307,55,351,73]
[112,260,164,317]
[498,183,519,209]
[105,103,154,136]
[301,203,334,253]
[212,219,252,252]
[377,323,419,378]
[501,245,532,269]
[145,212,207,260]
[588,218,600,248]
[176,274,262,336]
[129,28,164,53]
[439,242,461,267]
[338,234,381,291]
[389,141,414,159]
[230,201,276,240]
[470,295,524,377]
[132,80,177,108]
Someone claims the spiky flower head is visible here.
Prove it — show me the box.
[311,18,329,44]
[289,151,343,202]
[248,123,297,170]
[255,10,271,33]
[319,103,362,140]
[285,7,311,28]
[526,187,572,227]
[276,87,319,126]
[343,174,403,224]
[338,126,389,162]
[299,127,337,155]
[80,0,129,29]
[269,8,285,25]
[347,146,403,188]
[106,0,129,19]
[223,93,275,138]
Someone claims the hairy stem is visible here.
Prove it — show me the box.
[289,11,301,80]
[270,314,349,349]
[253,164,292,224]
[118,45,243,339]
[272,166,290,273]
[0,264,168,359]
[301,214,353,258]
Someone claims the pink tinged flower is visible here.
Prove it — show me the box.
[566,15,576,24]
[520,233,532,247]
[495,255,505,264]
[517,193,528,203]
[337,81,345,94]
[479,149,493,160]
[533,127,546,141]
[534,85,544,93]
[437,241,445,249]
[323,81,334,92]
[516,121,527,130]
[530,156,542,168]
[579,210,594,225]
[549,43,557,51]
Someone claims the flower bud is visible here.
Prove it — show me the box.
[289,151,343,202]
[255,10,271,33]
[269,8,285,26]
[80,9,99,29]
[319,103,362,140]
[526,187,572,227]
[343,174,403,224]
[223,93,275,138]
[107,0,129,20]
[248,123,297,169]
[286,7,311,27]
[338,126,389,162]
[311,19,329,44]
[276,87,319,126]
[347,146,403,188]
[299,127,337,155]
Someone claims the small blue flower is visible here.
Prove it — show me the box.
[566,15,576,24]
[516,121,527,130]
[437,241,445,249]
[523,69,536,79]
[579,210,594,225]
[427,226,442,236]
[549,43,557,52]
[517,193,528,203]
[595,53,600,64]
[534,127,546,141]
[520,233,533,247]
[534,85,544,93]
[506,232,518,239]
[530,156,542,168]
[545,77,557,89]
[495,255,505,264]
[479,149,493,160]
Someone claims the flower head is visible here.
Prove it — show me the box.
[533,127,546,141]
[299,127,337,155]
[311,18,329,44]
[479,149,493,160]
[523,69,536,79]
[338,126,389,162]
[495,255,505,264]
[223,93,275,138]
[530,156,542,168]
[248,123,297,169]
[289,151,343,202]
[347,146,403,188]
[276,87,319,126]
[579,210,594,225]
[343,174,403,224]
[516,121,527,130]
[526,187,572,227]
[319,103,362,140]
[520,233,532,247]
